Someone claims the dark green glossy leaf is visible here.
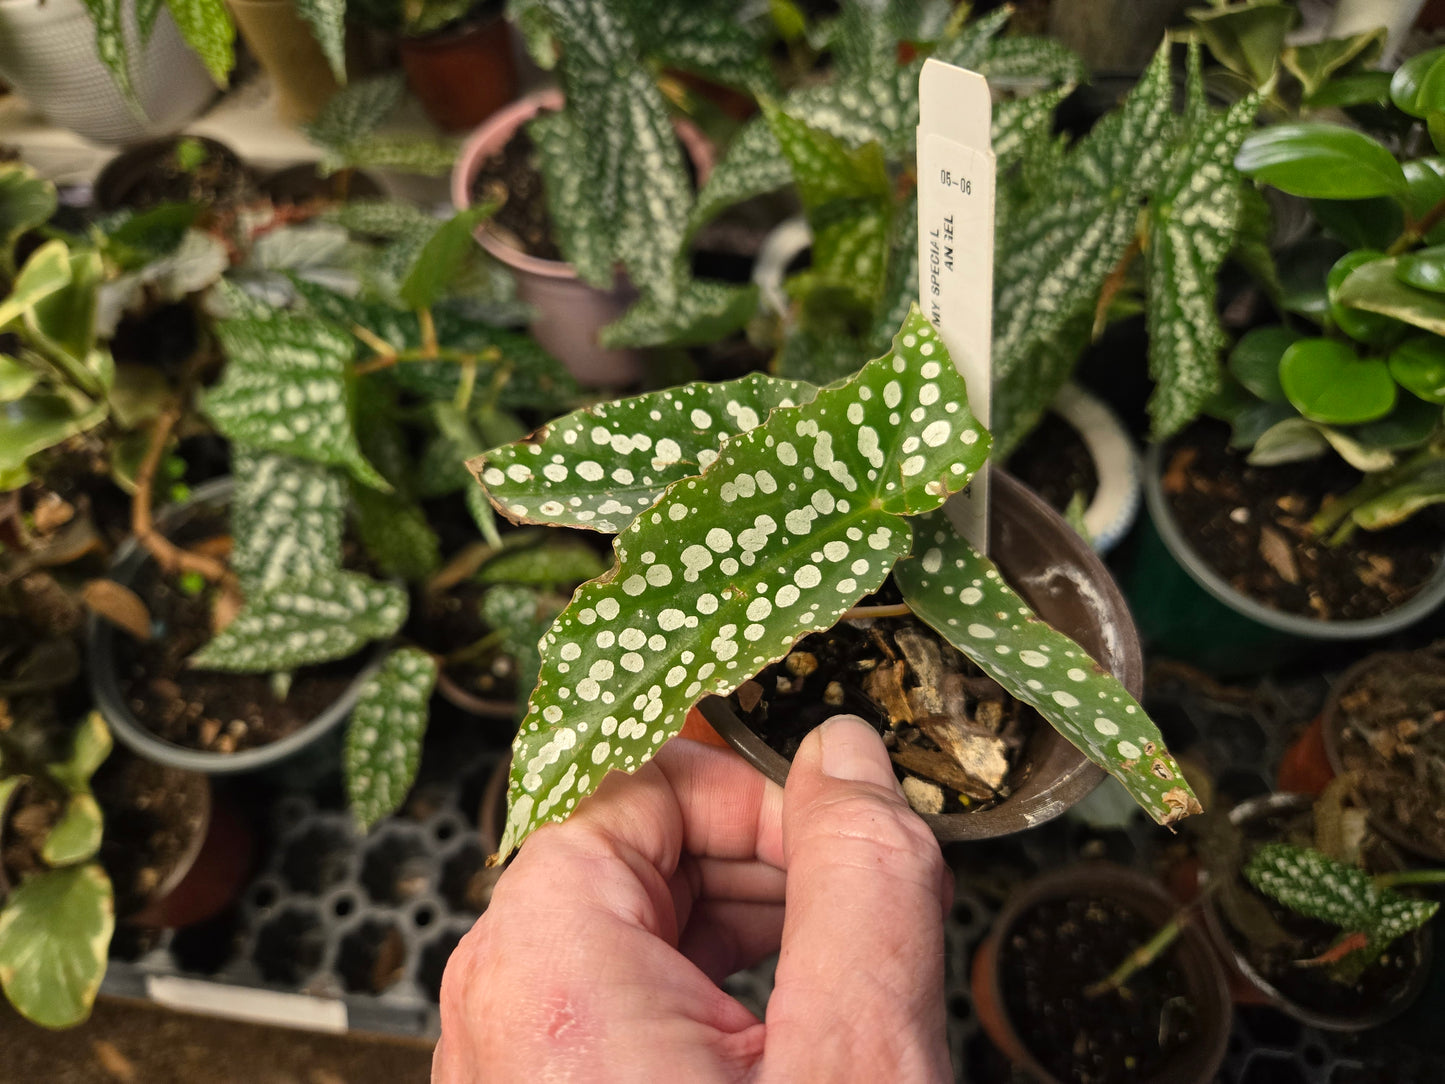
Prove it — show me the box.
[1305,71,1393,109]
[397,203,498,313]
[1391,46,1445,119]
[1311,197,1403,251]
[1402,158,1445,244]
[1229,326,1299,402]
[475,538,608,588]
[1329,250,1401,344]
[1350,394,1441,449]
[1235,123,1407,199]
[1278,236,1347,317]
[1396,244,1445,293]
[1389,335,1445,403]
[1279,337,1397,423]
[1337,256,1445,335]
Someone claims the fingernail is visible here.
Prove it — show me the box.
[820,715,902,793]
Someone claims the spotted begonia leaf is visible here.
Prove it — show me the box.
[494,308,990,857]
[472,372,816,533]
[204,314,387,490]
[643,0,775,93]
[1144,63,1261,441]
[322,200,439,240]
[81,0,140,113]
[893,510,1199,827]
[0,864,112,1029]
[345,648,438,830]
[189,570,407,673]
[303,74,403,152]
[350,482,441,581]
[482,584,563,715]
[229,450,344,596]
[294,0,347,84]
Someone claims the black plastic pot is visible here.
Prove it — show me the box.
[93,136,258,212]
[259,164,384,206]
[700,471,1141,842]
[86,478,383,780]
[971,861,1232,1084]
[1199,793,1433,1031]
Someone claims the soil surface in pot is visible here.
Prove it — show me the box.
[412,580,519,710]
[1007,411,1099,517]
[109,140,255,211]
[0,783,60,885]
[1218,803,1423,1016]
[1335,643,1445,857]
[93,756,206,918]
[999,894,1199,1084]
[731,588,1034,815]
[1162,421,1441,621]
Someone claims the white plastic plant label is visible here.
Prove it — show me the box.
[917,58,996,552]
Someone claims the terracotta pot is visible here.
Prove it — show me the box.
[972,862,1232,1084]
[226,0,340,124]
[701,472,1141,842]
[1277,715,1334,796]
[1322,648,1445,863]
[400,13,518,133]
[452,89,716,388]
[1199,792,1433,1030]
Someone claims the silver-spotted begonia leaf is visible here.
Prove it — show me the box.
[229,449,345,595]
[190,570,407,673]
[472,373,816,533]
[345,648,438,830]
[893,510,1199,826]
[493,307,990,857]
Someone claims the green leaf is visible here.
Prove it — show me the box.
[81,0,139,114]
[319,136,458,178]
[345,648,438,830]
[0,864,112,1029]
[1396,245,1445,293]
[974,35,1085,88]
[398,204,498,313]
[1390,336,1445,403]
[1329,250,1401,344]
[350,482,441,581]
[1231,184,1283,304]
[1350,458,1445,529]
[1311,197,1403,252]
[27,249,104,384]
[1279,338,1397,424]
[322,200,439,239]
[1278,236,1347,317]
[643,0,775,92]
[1247,416,1329,465]
[1391,46,1445,119]
[0,395,108,476]
[229,450,345,595]
[1403,159,1445,245]
[102,203,201,271]
[40,795,104,867]
[1235,123,1407,199]
[895,510,1196,826]
[294,0,347,84]
[992,87,1073,173]
[474,371,817,533]
[1337,256,1445,335]
[204,314,388,489]
[1191,0,1297,86]
[601,280,759,349]
[1306,71,1394,109]
[1145,86,1261,440]
[1351,394,1442,449]
[50,713,113,793]
[304,74,403,150]
[1229,327,1299,403]
[476,538,608,588]
[190,570,407,673]
[482,583,559,713]
[0,240,72,329]
[162,0,235,86]
[0,357,37,403]
[0,164,56,273]
[136,0,162,41]
[495,308,989,857]
[688,119,794,234]
[1284,27,1384,97]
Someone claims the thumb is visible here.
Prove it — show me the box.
[760,715,952,1083]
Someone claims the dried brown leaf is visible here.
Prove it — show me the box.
[81,579,152,642]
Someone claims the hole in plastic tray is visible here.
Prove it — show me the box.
[170,907,242,976]
[337,918,409,995]
[441,842,500,914]
[255,907,327,986]
[361,832,432,905]
[280,822,355,896]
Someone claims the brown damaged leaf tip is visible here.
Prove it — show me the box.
[81,579,152,642]
[1162,786,1204,824]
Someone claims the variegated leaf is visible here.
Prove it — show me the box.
[345,648,438,830]
[294,0,347,84]
[0,865,112,1029]
[136,0,162,41]
[1066,40,1178,193]
[351,482,440,581]
[601,280,759,349]
[204,314,387,489]
[1146,85,1261,441]
[303,74,403,150]
[322,200,440,239]
[689,118,794,234]
[473,372,816,533]
[81,0,139,114]
[993,86,1074,172]
[318,137,459,178]
[869,189,919,355]
[162,0,234,86]
[643,0,774,92]
[229,449,345,595]
[894,510,1198,826]
[934,6,1011,68]
[495,308,990,856]
[190,570,407,673]
[974,35,1086,88]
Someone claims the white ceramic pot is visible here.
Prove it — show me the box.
[0,0,217,145]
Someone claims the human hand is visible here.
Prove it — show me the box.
[433,715,953,1083]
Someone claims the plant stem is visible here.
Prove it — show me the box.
[419,308,439,358]
[1389,191,1445,256]
[455,360,478,411]
[1374,869,1445,889]
[435,669,517,719]
[1093,235,1142,337]
[1085,912,1189,998]
[351,323,396,359]
[840,603,912,620]
[132,407,234,588]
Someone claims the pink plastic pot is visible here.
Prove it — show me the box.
[452,89,715,388]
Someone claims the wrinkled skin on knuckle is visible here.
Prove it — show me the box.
[799,789,945,884]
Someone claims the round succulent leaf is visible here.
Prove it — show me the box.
[40,794,104,867]
[1279,338,1397,424]
[1328,250,1402,344]
[344,648,438,830]
[1396,244,1445,293]
[189,570,408,673]
[1245,417,1330,465]
[893,510,1197,826]
[0,864,113,1028]
[1403,158,1445,244]
[1389,335,1445,403]
[1335,256,1445,335]
[1235,123,1407,199]
[1391,46,1445,118]
[1229,326,1300,402]
[473,372,817,534]
[496,309,990,857]
[1350,393,1442,449]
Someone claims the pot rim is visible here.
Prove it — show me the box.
[701,471,1142,842]
[86,477,386,775]
[1143,440,1445,640]
[450,88,715,282]
[1321,648,1445,863]
[93,135,252,213]
[978,860,1233,1084]
[1198,792,1434,1031]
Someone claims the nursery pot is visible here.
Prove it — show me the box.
[700,472,1139,842]
[1199,792,1433,1030]
[226,0,341,125]
[1322,647,1445,864]
[1141,441,1445,645]
[452,89,715,388]
[260,164,385,206]
[0,0,216,145]
[399,8,518,133]
[87,478,384,779]
[93,136,257,212]
[970,862,1232,1084]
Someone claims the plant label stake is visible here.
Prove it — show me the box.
[917,59,996,552]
